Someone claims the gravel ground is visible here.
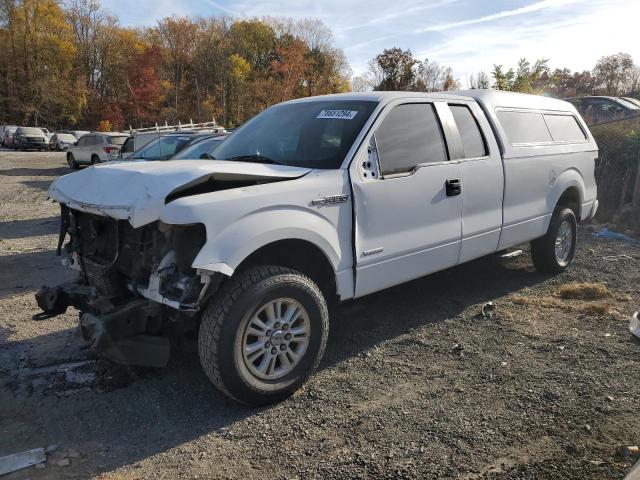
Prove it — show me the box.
[1,150,639,480]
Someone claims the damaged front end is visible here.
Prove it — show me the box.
[35,205,221,367]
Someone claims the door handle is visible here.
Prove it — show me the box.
[446,178,462,197]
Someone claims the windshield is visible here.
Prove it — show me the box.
[132,135,192,160]
[170,136,227,160]
[19,127,44,135]
[57,134,76,142]
[212,100,378,169]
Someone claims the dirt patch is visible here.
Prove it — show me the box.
[1,150,639,480]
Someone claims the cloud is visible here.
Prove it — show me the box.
[414,0,640,85]
[337,0,458,32]
[414,0,579,33]
[113,0,640,84]
[202,0,242,16]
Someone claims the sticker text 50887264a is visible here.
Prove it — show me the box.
[316,110,358,120]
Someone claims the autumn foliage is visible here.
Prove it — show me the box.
[0,1,351,130]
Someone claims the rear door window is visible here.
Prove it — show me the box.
[450,105,487,158]
[375,103,447,176]
[543,114,586,142]
[497,110,552,145]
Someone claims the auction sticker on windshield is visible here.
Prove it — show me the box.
[316,110,358,120]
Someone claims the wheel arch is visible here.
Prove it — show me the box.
[234,239,339,304]
[190,209,347,304]
[549,169,585,221]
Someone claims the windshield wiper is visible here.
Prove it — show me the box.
[225,154,282,165]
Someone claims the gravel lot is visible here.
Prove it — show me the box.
[1,150,639,479]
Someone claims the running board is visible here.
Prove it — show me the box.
[498,249,523,259]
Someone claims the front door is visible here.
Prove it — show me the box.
[351,102,463,297]
[75,135,91,163]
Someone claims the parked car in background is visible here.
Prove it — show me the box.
[125,132,197,161]
[621,97,640,108]
[14,127,49,151]
[119,135,135,158]
[2,126,18,148]
[68,130,90,139]
[1,125,18,147]
[49,133,77,151]
[125,123,226,154]
[169,134,229,160]
[66,132,129,168]
[568,96,640,124]
[40,127,53,142]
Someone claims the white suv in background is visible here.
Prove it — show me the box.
[66,132,129,168]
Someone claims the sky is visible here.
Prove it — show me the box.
[108,0,639,85]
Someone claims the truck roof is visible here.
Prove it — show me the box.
[282,91,474,104]
[453,89,579,113]
[284,90,579,113]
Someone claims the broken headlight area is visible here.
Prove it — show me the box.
[35,206,221,367]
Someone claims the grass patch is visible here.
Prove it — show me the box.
[578,302,612,316]
[510,293,622,319]
[556,282,611,300]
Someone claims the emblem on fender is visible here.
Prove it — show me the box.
[311,194,348,206]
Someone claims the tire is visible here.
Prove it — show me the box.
[531,207,577,273]
[67,153,77,169]
[198,265,329,406]
[90,154,99,165]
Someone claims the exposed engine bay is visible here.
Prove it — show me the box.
[35,205,221,367]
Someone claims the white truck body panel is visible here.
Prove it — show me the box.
[456,90,598,249]
[49,160,312,227]
[48,90,598,305]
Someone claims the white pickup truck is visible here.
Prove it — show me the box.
[36,90,598,405]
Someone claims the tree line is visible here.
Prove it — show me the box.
[354,47,640,99]
[0,0,351,130]
[2,0,639,131]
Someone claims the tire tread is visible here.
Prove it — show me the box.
[198,265,328,405]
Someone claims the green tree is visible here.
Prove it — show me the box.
[593,52,635,95]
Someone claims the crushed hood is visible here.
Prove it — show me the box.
[49,160,311,227]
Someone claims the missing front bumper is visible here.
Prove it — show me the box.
[78,299,171,367]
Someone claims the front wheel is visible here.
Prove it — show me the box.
[198,265,329,406]
[531,207,577,273]
[67,153,77,169]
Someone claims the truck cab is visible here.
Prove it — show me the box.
[37,90,598,405]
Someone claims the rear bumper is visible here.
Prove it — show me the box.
[582,199,599,220]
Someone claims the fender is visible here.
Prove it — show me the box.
[546,167,585,226]
[190,207,343,275]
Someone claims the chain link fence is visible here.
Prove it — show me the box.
[590,115,640,233]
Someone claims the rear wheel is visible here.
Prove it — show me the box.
[67,153,77,169]
[531,207,577,273]
[90,154,99,165]
[198,265,329,406]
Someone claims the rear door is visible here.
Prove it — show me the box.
[444,102,504,263]
[350,101,463,297]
